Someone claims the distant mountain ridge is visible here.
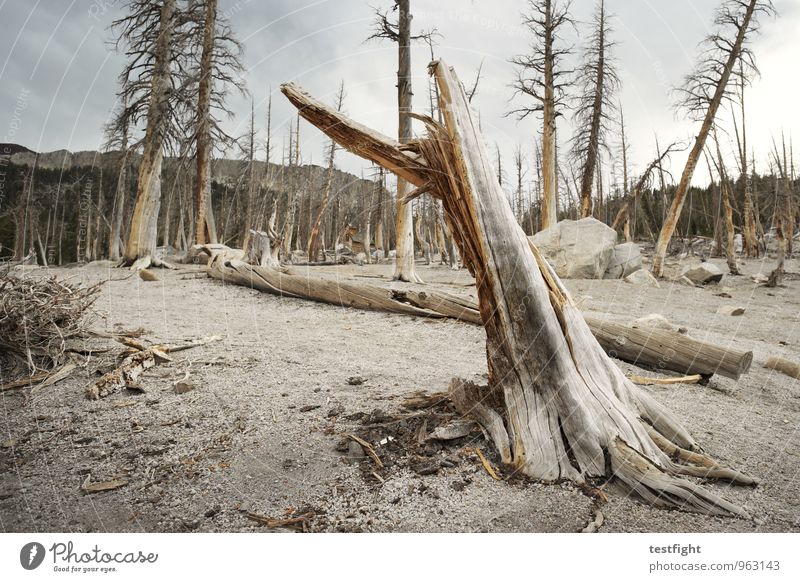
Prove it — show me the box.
[1,144,369,188]
[0,143,35,157]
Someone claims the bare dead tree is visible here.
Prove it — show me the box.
[708,128,740,274]
[102,91,131,261]
[186,0,245,246]
[618,101,631,240]
[367,0,437,282]
[514,144,526,225]
[240,99,259,252]
[280,63,755,517]
[652,0,775,277]
[307,82,346,262]
[509,0,573,231]
[767,134,791,286]
[570,0,619,218]
[112,0,187,265]
[611,142,681,232]
[731,63,760,257]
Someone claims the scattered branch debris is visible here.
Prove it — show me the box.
[81,477,129,494]
[346,434,384,469]
[86,348,172,399]
[246,511,315,530]
[0,268,100,382]
[581,510,605,533]
[85,335,221,399]
[628,374,703,386]
[474,448,501,481]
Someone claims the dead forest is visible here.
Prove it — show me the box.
[1,0,799,533]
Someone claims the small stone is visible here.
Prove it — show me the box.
[347,376,365,386]
[623,268,660,288]
[138,268,160,282]
[326,405,345,418]
[174,380,194,394]
[346,440,365,461]
[717,305,745,316]
[410,457,441,476]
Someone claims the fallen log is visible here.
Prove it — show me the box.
[208,258,752,381]
[587,318,752,380]
[209,258,446,320]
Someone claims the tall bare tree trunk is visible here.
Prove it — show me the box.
[652,0,759,277]
[109,146,128,261]
[620,105,631,240]
[194,0,218,247]
[577,0,608,218]
[733,69,759,258]
[393,0,421,282]
[124,0,176,264]
[541,27,558,230]
[711,133,740,274]
[242,100,258,252]
[307,83,344,261]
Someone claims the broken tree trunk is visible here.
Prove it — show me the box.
[246,229,281,268]
[278,62,754,516]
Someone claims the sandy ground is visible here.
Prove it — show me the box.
[1,254,799,533]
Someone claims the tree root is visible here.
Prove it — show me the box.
[609,438,750,518]
[447,377,753,518]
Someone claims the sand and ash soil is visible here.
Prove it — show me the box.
[1,254,799,533]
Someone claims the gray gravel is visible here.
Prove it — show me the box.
[1,255,798,533]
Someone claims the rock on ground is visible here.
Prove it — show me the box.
[681,261,723,285]
[529,217,617,279]
[624,268,660,288]
[604,242,642,279]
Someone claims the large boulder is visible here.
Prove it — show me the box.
[680,261,723,285]
[528,217,618,279]
[603,242,642,279]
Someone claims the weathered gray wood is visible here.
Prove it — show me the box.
[270,63,755,515]
[586,316,752,380]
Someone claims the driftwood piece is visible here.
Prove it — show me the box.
[0,363,77,392]
[763,356,800,380]
[86,348,172,400]
[81,477,128,494]
[628,374,702,386]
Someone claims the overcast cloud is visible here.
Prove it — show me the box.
[1,0,798,191]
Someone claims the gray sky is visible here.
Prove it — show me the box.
[1,0,798,193]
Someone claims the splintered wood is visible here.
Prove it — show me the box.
[275,60,755,517]
[85,335,221,399]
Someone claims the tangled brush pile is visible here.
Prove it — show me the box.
[0,266,101,377]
